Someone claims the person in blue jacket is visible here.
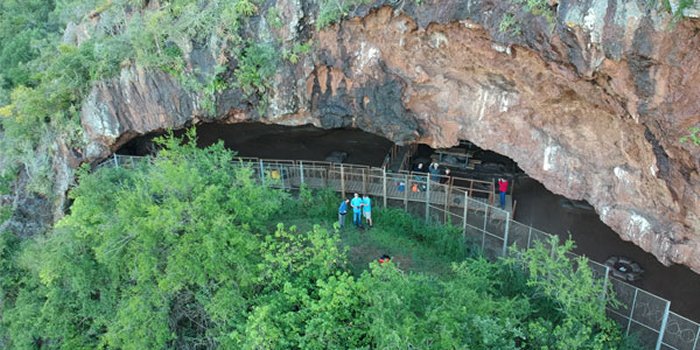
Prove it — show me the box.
[338,198,349,228]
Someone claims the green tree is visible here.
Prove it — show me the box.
[2,131,286,348]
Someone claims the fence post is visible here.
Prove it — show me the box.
[404,174,409,211]
[626,289,639,336]
[482,205,489,253]
[299,161,305,185]
[550,238,557,259]
[113,153,118,168]
[425,178,430,222]
[463,192,468,240]
[382,168,387,208]
[362,168,367,194]
[443,183,450,223]
[693,328,700,350]
[340,164,346,199]
[259,159,265,186]
[656,301,670,350]
[502,211,510,257]
[602,265,610,301]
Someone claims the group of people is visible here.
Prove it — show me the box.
[400,161,452,192]
[408,162,510,210]
[337,164,509,227]
[414,161,445,180]
[418,161,452,183]
[338,193,372,229]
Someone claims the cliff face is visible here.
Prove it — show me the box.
[78,1,700,272]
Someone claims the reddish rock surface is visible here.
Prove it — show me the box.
[310,7,699,272]
[78,3,700,273]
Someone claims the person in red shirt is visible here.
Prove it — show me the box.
[498,178,509,209]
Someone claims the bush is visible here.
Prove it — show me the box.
[680,126,700,146]
[317,0,372,29]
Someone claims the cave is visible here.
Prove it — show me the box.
[117,122,700,321]
[117,123,394,167]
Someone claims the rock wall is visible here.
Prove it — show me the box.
[79,1,700,272]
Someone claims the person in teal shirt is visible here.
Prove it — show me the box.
[350,193,364,228]
[362,194,372,227]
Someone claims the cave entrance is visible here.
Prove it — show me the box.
[117,122,394,167]
[402,141,523,212]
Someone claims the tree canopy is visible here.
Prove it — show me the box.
[0,132,634,349]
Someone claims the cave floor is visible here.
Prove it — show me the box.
[514,177,700,321]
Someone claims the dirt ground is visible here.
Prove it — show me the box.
[514,177,700,321]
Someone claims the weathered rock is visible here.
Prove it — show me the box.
[0,169,55,239]
[75,2,700,273]
[311,6,700,272]
[81,65,200,159]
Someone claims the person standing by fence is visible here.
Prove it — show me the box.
[429,162,441,182]
[338,198,349,228]
[362,194,373,228]
[350,193,364,228]
[440,168,451,184]
[498,178,509,209]
[412,162,426,192]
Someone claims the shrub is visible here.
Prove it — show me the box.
[317,0,373,29]
[680,126,700,146]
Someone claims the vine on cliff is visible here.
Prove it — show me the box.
[680,126,700,146]
[660,0,697,22]
[317,0,373,29]
[0,0,272,200]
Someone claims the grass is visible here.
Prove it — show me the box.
[680,126,700,146]
[275,195,476,278]
[338,219,471,276]
[499,13,522,36]
[660,0,695,21]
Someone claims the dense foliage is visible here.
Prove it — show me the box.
[0,0,278,197]
[0,133,633,349]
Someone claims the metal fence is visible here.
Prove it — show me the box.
[100,154,700,350]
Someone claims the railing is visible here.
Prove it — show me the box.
[381,144,418,171]
[100,154,700,350]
